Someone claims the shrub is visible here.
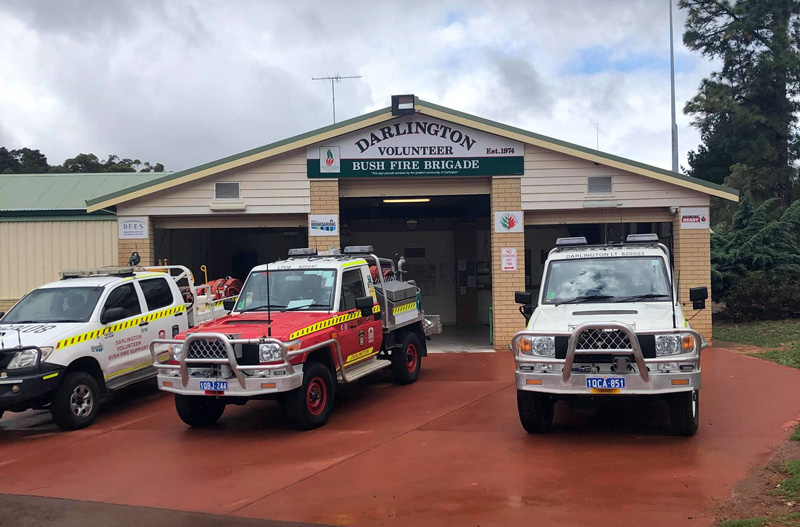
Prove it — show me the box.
[722,271,800,321]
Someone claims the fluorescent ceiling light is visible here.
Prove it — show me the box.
[383,198,430,203]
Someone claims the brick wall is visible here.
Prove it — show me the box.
[308,180,340,252]
[118,218,155,266]
[0,299,17,313]
[672,210,712,341]
[491,178,526,351]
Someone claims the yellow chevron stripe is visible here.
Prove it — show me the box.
[392,302,417,315]
[56,304,187,350]
[288,309,366,341]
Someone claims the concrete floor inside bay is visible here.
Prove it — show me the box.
[2,349,799,527]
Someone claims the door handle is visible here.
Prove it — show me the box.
[139,321,149,327]
[173,312,183,317]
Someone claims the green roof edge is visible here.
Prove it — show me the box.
[86,105,394,207]
[88,97,738,207]
[415,99,738,198]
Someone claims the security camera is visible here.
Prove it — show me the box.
[669,207,678,215]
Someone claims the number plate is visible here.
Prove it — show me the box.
[586,377,625,390]
[199,380,228,391]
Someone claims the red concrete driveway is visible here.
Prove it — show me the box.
[1,348,799,527]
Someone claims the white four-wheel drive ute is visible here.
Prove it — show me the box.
[511,234,709,436]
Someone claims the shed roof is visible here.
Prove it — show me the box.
[86,98,739,211]
[0,173,165,215]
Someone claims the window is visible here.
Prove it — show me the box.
[587,176,613,194]
[214,182,240,200]
[139,278,174,311]
[339,269,366,311]
[2,287,104,323]
[102,284,141,319]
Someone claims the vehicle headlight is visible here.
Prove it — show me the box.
[7,348,40,369]
[656,334,696,356]
[259,343,283,363]
[515,336,555,357]
[171,344,184,362]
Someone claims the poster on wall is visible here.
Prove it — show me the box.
[680,208,710,229]
[501,247,518,271]
[309,214,339,237]
[118,217,148,239]
[306,115,524,178]
[494,211,523,233]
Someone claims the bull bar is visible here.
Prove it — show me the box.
[511,322,706,395]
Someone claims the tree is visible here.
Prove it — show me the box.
[0,147,49,174]
[680,0,800,209]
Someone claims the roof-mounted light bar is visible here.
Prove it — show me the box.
[555,237,588,247]
[625,234,660,243]
[343,245,375,254]
[287,247,318,257]
[61,267,135,279]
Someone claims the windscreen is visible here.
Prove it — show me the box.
[542,257,671,304]
[3,286,105,323]
[236,269,337,312]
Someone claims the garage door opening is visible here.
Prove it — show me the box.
[341,194,493,352]
[153,227,307,287]
[523,222,673,303]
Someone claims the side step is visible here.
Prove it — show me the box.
[339,357,392,383]
[105,366,157,391]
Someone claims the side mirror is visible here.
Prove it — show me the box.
[355,295,374,316]
[223,299,237,311]
[689,286,708,310]
[515,291,533,305]
[101,307,128,325]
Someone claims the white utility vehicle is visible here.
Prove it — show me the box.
[0,263,232,430]
[512,234,708,436]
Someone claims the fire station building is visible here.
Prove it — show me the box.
[84,96,739,350]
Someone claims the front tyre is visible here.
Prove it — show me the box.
[287,361,334,430]
[517,390,554,434]
[175,395,225,427]
[391,331,422,385]
[51,372,101,430]
[669,390,699,436]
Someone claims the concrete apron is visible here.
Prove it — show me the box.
[1,349,799,527]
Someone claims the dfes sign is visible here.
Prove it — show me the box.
[118,217,148,239]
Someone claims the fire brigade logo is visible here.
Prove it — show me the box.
[158,330,166,339]
[368,327,374,344]
[319,146,340,173]
[494,211,523,233]
[359,330,365,347]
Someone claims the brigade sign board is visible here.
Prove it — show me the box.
[307,116,524,178]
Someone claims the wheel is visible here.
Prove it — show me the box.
[287,361,334,430]
[517,390,554,433]
[50,372,101,430]
[669,390,699,436]
[391,331,422,385]
[174,394,225,427]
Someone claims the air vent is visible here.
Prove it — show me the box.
[214,182,240,200]
[587,176,613,194]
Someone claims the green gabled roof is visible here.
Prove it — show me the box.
[0,173,165,217]
[86,98,738,211]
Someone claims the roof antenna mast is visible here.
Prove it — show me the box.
[312,74,362,124]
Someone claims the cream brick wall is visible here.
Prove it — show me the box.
[0,299,17,313]
[491,178,526,351]
[118,218,155,266]
[308,180,340,252]
[672,210,712,341]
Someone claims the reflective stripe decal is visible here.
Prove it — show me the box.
[344,347,376,365]
[42,372,59,380]
[288,305,381,341]
[342,259,367,268]
[392,302,417,315]
[56,304,187,350]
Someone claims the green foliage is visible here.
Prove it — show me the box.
[680,0,800,211]
[0,147,50,174]
[0,149,165,174]
[776,460,800,500]
[714,319,800,370]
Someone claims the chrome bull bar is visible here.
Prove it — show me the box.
[149,333,342,389]
[510,322,706,384]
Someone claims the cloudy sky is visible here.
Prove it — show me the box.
[0,0,715,173]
